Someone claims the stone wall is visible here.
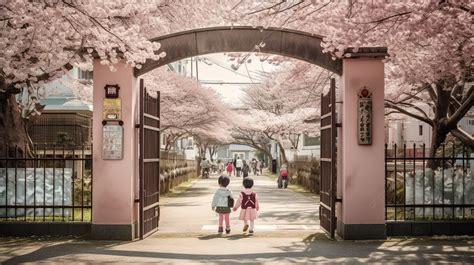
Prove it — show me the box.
[288,159,320,194]
[160,153,197,194]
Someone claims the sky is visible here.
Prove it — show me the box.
[177,53,282,106]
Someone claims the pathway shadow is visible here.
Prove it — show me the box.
[225,234,248,240]
[197,234,248,241]
[197,234,222,240]
[166,187,211,198]
[2,237,473,264]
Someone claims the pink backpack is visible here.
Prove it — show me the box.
[280,168,288,177]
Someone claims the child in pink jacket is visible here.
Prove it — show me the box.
[226,162,233,176]
[233,177,260,234]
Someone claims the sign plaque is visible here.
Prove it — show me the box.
[357,87,372,145]
[102,98,122,120]
[104,84,120,98]
[102,124,123,160]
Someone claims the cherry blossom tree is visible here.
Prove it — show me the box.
[3,0,471,159]
[0,1,172,149]
[238,61,327,164]
[231,125,274,163]
[0,0,255,152]
[193,122,234,157]
[229,1,473,157]
[144,68,233,151]
[318,1,474,157]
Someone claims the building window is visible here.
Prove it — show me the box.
[303,134,320,146]
[468,119,474,126]
[186,139,194,150]
[419,125,423,136]
[78,70,93,80]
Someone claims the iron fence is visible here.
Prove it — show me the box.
[29,112,92,147]
[0,144,92,222]
[385,142,473,221]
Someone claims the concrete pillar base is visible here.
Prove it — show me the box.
[337,220,386,240]
[91,223,138,240]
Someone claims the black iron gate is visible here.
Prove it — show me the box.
[139,79,161,239]
[319,78,337,239]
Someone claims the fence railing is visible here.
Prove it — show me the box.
[0,144,92,222]
[385,143,473,221]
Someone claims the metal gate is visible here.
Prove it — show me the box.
[139,79,161,239]
[319,78,337,239]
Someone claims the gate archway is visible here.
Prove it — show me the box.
[91,26,387,240]
[136,26,343,76]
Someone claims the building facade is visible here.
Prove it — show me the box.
[216,144,256,161]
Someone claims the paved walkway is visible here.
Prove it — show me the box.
[0,174,473,264]
[158,173,320,235]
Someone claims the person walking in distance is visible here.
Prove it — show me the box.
[200,157,210,178]
[233,178,260,234]
[211,175,234,234]
[278,164,289,188]
[251,158,257,176]
[233,157,237,176]
[235,156,243,177]
[242,160,250,178]
[226,161,233,176]
[255,159,261,176]
[217,159,225,174]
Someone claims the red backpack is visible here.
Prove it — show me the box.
[241,192,256,209]
[280,168,288,177]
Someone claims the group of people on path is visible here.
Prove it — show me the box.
[200,157,264,178]
[211,175,260,235]
[224,157,264,178]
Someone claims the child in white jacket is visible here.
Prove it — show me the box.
[211,175,234,234]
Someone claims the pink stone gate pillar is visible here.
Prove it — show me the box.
[337,49,387,239]
[91,61,139,240]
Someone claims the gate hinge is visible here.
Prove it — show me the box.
[134,198,140,203]
[335,198,343,203]
[135,124,141,128]
[336,123,342,128]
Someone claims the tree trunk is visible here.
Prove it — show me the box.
[196,156,202,177]
[247,144,272,167]
[266,153,273,171]
[0,93,30,156]
[277,141,288,165]
[208,146,217,160]
[427,121,452,169]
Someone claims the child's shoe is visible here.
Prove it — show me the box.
[243,224,249,232]
[225,228,231,234]
[218,227,223,234]
[249,230,254,235]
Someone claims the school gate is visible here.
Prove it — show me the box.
[5,26,470,240]
[86,26,387,240]
[319,79,337,238]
